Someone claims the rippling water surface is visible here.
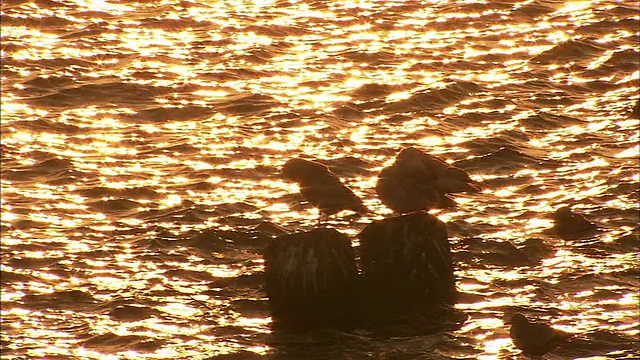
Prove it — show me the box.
[1,0,639,359]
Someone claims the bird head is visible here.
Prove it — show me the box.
[395,147,430,177]
[553,206,573,221]
[282,158,329,183]
[506,312,530,326]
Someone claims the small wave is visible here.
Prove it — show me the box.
[384,81,484,113]
[209,163,277,181]
[21,75,77,91]
[59,23,110,39]
[129,234,179,251]
[108,304,161,321]
[340,50,399,66]
[455,237,551,267]
[557,330,640,359]
[211,93,279,115]
[459,131,528,154]
[139,203,213,223]
[350,83,396,100]
[87,198,142,214]
[316,156,375,177]
[183,229,230,253]
[455,147,544,173]
[520,111,585,129]
[2,157,77,181]
[23,80,174,108]
[602,48,639,70]
[0,14,74,30]
[213,202,259,217]
[204,350,265,360]
[510,1,556,19]
[21,289,96,309]
[11,118,83,135]
[332,104,366,121]
[575,19,630,36]
[126,105,215,123]
[164,268,219,282]
[81,332,165,351]
[207,273,265,295]
[1,269,39,284]
[531,39,607,64]
[138,17,210,31]
[75,186,160,200]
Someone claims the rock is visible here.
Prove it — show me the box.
[358,211,457,315]
[264,228,360,328]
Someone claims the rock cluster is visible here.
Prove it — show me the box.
[264,211,456,329]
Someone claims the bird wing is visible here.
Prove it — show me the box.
[299,175,365,214]
[376,167,440,213]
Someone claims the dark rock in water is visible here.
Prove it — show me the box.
[632,98,640,119]
[264,228,360,328]
[358,212,457,315]
[552,206,598,240]
[263,213,461,330]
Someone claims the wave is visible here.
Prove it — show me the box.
[531,39,607,64]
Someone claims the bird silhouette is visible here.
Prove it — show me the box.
[282,158,369,219]
[507,312,570,359]
[552,206,597,240]
[376,147,479,213]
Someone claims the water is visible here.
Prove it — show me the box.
[1,0,639,359]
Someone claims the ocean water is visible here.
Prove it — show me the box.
[1,0,639,359]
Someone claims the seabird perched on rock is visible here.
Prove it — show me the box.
[282,158,369,218]
[376,147,479,213]
[507,312,570,359]
[552,206,597,240]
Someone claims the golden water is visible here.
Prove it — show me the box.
[1,0,639,359]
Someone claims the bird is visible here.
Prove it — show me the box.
[375,147,479,213]
[507,312,570,359]
[281,158,369,219]
[552,206,597,240]
[375,166,444,214]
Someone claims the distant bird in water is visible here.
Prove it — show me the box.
[376,147,479,213]
[507,312,570,359]
[552,206,597,240]
[632,98,640,119]
[282,158,369,219]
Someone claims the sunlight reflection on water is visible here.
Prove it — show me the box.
[1,0,639,358]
